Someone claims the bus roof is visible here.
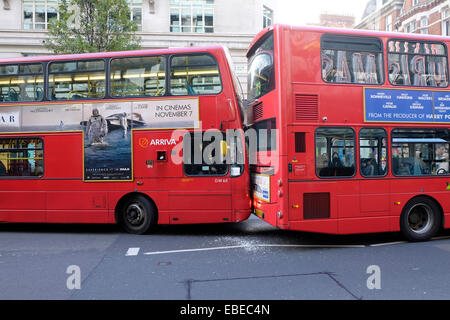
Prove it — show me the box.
[247,24,450,57]
[0,45,226,64]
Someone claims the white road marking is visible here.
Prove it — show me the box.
[143,245,247,255]
[142,243,366,256]
[130,236,450,256]
[125,247,140,256]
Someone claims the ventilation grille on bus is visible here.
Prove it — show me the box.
[295,94,318,121]
[253,102,263,121]
[303,192,330,220]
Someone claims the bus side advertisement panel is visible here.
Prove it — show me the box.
[364,88,450,123]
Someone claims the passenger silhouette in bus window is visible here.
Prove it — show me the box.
[397,160,411,176]
[330,152,343,168]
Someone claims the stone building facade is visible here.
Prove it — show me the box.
[0,0,277,95]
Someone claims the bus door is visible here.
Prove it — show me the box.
[287,126,322,222]
[355,128,390,232]
[134,130,232,224]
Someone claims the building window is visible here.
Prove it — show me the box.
[385,14,392,32]
[420,17,428,34]
[23,0,59,30]
[443,9,449,36]
[170,0,214,33]
[263,6,273,28]
[126,0,142,31]
[413,0,420,6]
[411,20,417,33]
[374,21,380,31]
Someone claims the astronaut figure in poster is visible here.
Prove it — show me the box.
[87,108,108,145]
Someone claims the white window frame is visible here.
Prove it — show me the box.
[127,0,143,31]
[420,17,428,34]
[23,0,59,30]
[385,14,392,32]
[263,6,273,28]
[443,8,450,36]
[170,0,214,33]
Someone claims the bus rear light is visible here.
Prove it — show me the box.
[278,190,283,198]
[394,202,401,206]
[277,179,282,187]
[277,211,282,219]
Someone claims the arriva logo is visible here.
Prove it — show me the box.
[150,139,177,146]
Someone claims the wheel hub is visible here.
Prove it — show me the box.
[126,203,144,226]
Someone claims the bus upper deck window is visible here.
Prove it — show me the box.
[170,54,222,96]
[320,34,384,85]
[0,63,44,102]
[387,40,448,87]
[110,56,166,98]
[48,59,105,101]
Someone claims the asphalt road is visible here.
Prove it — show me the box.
[0,215,450,300]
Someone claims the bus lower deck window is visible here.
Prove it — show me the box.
[0,137,44,177]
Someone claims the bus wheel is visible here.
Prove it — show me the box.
[400,197,441,242]
[119,195,156,234]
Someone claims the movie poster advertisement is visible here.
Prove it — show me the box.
[0,98,199,181]
[82,102,133,181]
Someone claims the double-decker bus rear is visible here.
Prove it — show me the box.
[247,24,450,241]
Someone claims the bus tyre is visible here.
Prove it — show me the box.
[400,197,441,242]
[119,195,156,234]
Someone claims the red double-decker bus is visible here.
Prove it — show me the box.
[0,46,250,234]
[247,24,450,241]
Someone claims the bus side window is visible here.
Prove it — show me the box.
[392,128,450,176]
[170,54,222,96]
[0,63,44,102]
[110,56,166,97]
[315,127,355,178]
[387,40,448,88]
[359,128,387,177]
[320,34,384,85]
[182,132,228,176]
[48,60,105,101]
[0,137,44,177]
